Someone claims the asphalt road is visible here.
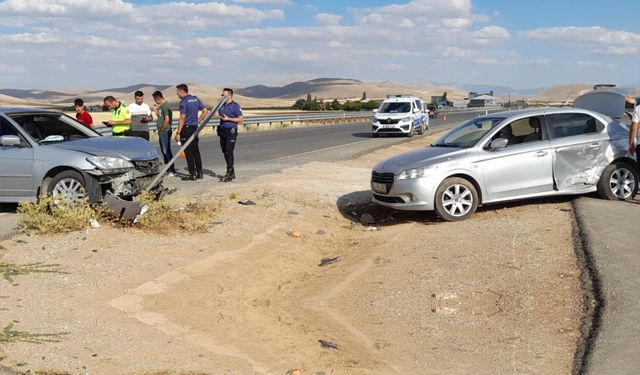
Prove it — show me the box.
[171,110,484,180]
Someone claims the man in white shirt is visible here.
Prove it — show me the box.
[129,90,153,140]
[628,97,639,163]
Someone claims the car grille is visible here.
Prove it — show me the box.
[132,159,161,175]
[373,194,405,204]
[378,118,400,125]
[372,171,395,184]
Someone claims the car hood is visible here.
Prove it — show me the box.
[375,112,411,119]
[373,146,466,174]
[48,137,158,161]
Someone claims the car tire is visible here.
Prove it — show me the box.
[418,124,424,135]
[372,133,379,138]
[597,161,639,201]
[47,170,87,204]
[434,177,479,221]
[407,125,414,138]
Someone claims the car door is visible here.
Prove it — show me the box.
[546,112,609,190]
[476,115,554,201]
[0,115,35,199]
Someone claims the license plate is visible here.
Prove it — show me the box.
[372,182,387,194]
[381,125,396,128]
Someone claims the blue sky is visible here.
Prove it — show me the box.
[0,0,638,90]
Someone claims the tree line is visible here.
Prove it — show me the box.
[292,92,381,111]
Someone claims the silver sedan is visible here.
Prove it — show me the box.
[371,90,638,221]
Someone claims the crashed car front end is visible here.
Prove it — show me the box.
[82,156,163,202]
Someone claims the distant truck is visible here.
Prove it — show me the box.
[372,95,429,138]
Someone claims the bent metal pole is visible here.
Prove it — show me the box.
[145,95,227,192]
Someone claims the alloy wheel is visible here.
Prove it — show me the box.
[52,178,86,204]
[609,167,636,199]
[442,184,474,217]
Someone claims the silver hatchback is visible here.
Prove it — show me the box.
[371,90,638,221]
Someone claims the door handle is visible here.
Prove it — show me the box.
[534,151,548,157]
[588,143,601,148]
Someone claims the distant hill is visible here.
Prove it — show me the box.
[0,89,76,101]
[459,84,546,97]
[528,83,595,103]
[236,78,364,99]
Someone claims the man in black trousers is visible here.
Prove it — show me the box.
[175,84,209,181]
[217,88,243,182]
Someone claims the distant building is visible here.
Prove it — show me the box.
[468,90,494,99]
[468,94,499,108]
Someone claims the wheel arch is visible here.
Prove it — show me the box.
[38,166,86,197]
[440,173,484,205]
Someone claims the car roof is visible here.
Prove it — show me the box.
[0,107,62,115]
[476,107,609,121]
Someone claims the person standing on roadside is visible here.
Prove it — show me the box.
[74,98,94,129]
[103,96,131,136]
[217,88,243,182]
[175,84,208,181]
[152,91,176,176]
[129,91,153,140]
[629,97,639,170]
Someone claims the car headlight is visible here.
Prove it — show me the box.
[398,168,425,180]
[87,156,134,173]
[402,116,411,122]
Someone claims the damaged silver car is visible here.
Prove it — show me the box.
[371,89,638,221]
[0,108,162,204]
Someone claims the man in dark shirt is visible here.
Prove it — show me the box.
[152,91,175,175]
[175,84,208,181]
[217,88,243,182]
[74,98,93,129]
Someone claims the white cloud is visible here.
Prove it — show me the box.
[382,63,404,71]
[0,32,60,44]
[314,13,343,26]
[474,26,510,40]
[232,0,291,3]
[195,57,213,67]
[522,26,640,56]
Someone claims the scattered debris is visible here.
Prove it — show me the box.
[238,200,256,206]
[316,229,326,235]
[560,208,572,212]
[366,226,380,232]
[286,369,302,375]
[287,210,299,215]
[318,339,340,350]
[319,257,340,267]
[360,213,376,225]
[287,229,302,238]
[89,219,101,229]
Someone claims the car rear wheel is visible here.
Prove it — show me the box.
[434,177,479,221]
[597,161,638,200]
[47,170,87,204]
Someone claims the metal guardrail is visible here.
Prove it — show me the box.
[94,107,504,136]
[95,111,373,136]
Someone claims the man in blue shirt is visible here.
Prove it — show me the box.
[217,88,243,182]
[175,84,209,181]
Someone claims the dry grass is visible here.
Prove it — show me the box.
[16,198,95,235]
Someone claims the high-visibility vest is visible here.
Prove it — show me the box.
[111,102,131,135]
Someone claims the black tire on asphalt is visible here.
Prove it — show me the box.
[407,125,414,138]
[418,123,424,135]
[434,177,479,222]
[372,133,379,138]
[46,170,86,203]
[597,161,639,201]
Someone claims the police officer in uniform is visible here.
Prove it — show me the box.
[103,96,131,136]
[217,88,243,182]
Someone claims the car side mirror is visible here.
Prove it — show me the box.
[372,109,378,113]
[0,135,21,147]
[489,138,509,150]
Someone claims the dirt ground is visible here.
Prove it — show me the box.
[0,134,582,374]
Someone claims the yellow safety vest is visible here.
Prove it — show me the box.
[111,102,131,135]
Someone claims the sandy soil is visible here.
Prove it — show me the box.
[0,134,582,374]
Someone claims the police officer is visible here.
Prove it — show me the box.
[103,96,131,136]
[175,84,208,181]
[217,88,243,182]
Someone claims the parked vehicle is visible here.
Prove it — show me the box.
[0,108,163,204]
[370,89,638,221]
[372,95,429,138]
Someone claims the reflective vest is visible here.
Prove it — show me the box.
[111,102,131,135]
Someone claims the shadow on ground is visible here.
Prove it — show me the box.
[337,190,588,226]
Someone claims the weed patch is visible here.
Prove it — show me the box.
[16,198,94,235]
[0,263,68,284]
[0,323,68,344]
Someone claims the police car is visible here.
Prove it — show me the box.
[372,95,429,138]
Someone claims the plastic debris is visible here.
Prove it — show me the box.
[318,340,340,350]
[238,200,256,206]
[89,219,101,229]
[319,257,340,267]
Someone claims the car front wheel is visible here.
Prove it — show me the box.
[597,161,638,200]
[434,177,479,221]
[47,170,87,204]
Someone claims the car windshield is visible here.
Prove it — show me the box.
[379,102,411,113]
[432,117,505,148]
[9,113,97,144]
